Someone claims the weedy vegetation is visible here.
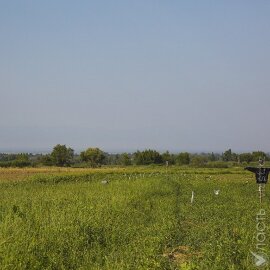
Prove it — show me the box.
[0,167,269,269]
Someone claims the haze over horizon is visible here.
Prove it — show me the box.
[1,1,270,153]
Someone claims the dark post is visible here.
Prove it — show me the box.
[245,158,269,203]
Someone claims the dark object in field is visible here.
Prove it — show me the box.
[245,167,270,184]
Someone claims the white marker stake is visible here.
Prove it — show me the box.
[191,191,194,204]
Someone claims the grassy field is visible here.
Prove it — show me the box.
[0,166,269,269]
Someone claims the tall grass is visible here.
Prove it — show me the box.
[0,168,269,269]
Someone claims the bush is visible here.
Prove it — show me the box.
[0,160,31,168]
[175,152,190,165]
[205,161,229,168]
[191,156,208,167]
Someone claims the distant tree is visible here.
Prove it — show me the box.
[51,144,74,166]
[222,149,238,162]
[208,152,217,162]
[134,150,163,165]
[251,151,267,162]
[162,151,175,165]
[0,153,32,167]
[239,153,253,164]
[119,153,131,166]
[175,152,190,165]
[222,149,232,161]
[80,147,105,167]
[11,153,31,167]
[16,153,29,162]
[40,154,54,166]
[101,153,118,166]
[191,155,207,167]
[0,153,17,162]
[232,153,238,162]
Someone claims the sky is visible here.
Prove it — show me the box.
[1,1,270,153]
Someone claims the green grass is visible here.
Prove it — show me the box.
[0,167,269,269]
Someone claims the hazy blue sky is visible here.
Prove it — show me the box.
[1,1,270,153]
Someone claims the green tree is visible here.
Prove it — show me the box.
[16,153,29,162]
[208,152,217,162]
[222,149,232,161]
[51,144,74,166]
[162,151,175,165]
[119,153,131,166]
[239,153,253,164]
[40,154,54,166]
[222,149,238,162]
[251,151,267,162]
[175,152,190,165]
[134,150,163,165]
[80,147,105,167]
[191,155,207,167]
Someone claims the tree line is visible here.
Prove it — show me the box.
[0,146,268,168]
